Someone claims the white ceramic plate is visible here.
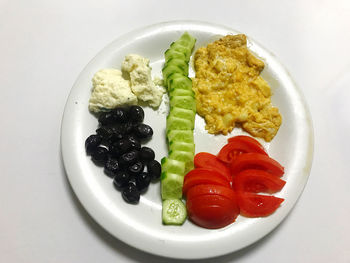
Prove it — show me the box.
[61,21,313,259]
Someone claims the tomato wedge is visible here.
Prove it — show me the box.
[237,192,284,217]
[230,153,285,177]
[187,194,239,229]
[228,135,266,151]
[233,169,286,194]
[186,184,236,202]
[194,152,231,180]
[217,140,268,164]
[185,167,232,184]
[183,171,231,196]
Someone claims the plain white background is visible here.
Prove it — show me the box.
[1,0,349,262]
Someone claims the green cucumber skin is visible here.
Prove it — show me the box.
[169,141,195,154]
[162,199,187,225]
[161,172,184,200]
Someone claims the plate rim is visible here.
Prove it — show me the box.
[60,20,314,259]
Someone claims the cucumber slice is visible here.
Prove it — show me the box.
[167,130,194,143]
[169,107,195,121]
[166,116,194,132]
[165,48,187,63]
[177,32,196,49]
[167,73,192,90]
[169,88,195,97]
[162,199,187,225]
[161,157,185,175]
[169,43,192,61]
[162,64,188,84]
[161,172,184,200]
[164,58,189,74]
[169,141,195,154]
[169,150,194,173]
[170,95,196,111]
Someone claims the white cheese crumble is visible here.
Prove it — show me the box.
[122,54,165,108]
[88,69,137,112]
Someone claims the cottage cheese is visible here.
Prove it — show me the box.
[122,54,165,108]
[89,69,137,112]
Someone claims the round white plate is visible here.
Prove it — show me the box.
[61,21,313,259]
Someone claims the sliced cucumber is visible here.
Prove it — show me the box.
[161,172,184,200]
[162,64,188,84]
[169,107,195,121]
[176,32,196,49]
[165,48,187,63]
[162,199,187,225]
[164,58,189,74]
[168,150,194,173]
[167,73,192,90]
[169,88,195,97]
[169,43,192,61]
[161,157,185,175]
[169,141,195,154]
[167,130,194,143]
[166,116,194,132]
[170,95,196,112]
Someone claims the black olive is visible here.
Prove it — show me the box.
[119,150,139,168]
[113,171,129,189]
[129,105,144,123]
[109,142,122,157]
[108,127,124,142]
[134,123,153,139]
[127,161,144,176]
[120,122,136,134]
[91,146,108,165]
[127,135,141,151]
[112,107,128,123]
[114,139,132,154]
[98,111,114,126]
[96,126,113,139]
[104,158,120,178]
[147,160,161,180]
[85,134,102,155]
[139,147,155,162]
[128,175,137,186]
[121,184,140,204]
[136,172,151,191]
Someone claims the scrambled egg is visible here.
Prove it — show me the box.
[192,34,282,141]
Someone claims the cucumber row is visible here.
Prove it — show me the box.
[161,32,196,225]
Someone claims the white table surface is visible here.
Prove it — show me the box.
[1,0,349,262]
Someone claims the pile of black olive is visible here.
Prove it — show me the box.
[85,105,161,204]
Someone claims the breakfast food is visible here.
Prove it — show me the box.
[192,34,282,141]
[122,54,165,108]
[89,69,137,112]
[161,32,196,225]
[84,106,161,204]
[89,54,164,112]
[85,31,287,229]
[184,135,285,229]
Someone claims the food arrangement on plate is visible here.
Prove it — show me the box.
[84,32,286,229]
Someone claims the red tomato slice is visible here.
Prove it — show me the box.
[228,135,265,151]
[183,172,231,196]
[185,167,232,184]
[187,194,240,229]
[217,140,268,164]
[233,169,286,194]
[230,153,284,177]
[186,184,237,203]
[194,152,231,181]
[237,192,284,217]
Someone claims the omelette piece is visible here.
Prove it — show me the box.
[192,34,282,141]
